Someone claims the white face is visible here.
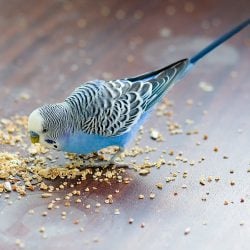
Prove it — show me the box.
[28,108,60,150]
[28,109,43,135]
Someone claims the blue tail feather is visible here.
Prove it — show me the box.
[190,19,249,65]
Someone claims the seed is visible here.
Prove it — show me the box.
[3,181,12,192]
[169,150,174,156]
[138,194,144,199]
[39,227,45,233]
[230,181,235,186]
[184,227,191,235]
[149,193,156,199]
[215,177,220,182]
[156,183,163,189]
[203,135,208,140]
[139,169,150,175]
[47,203,53,210]
[199,178,206,186]
[224,200,229,205]
[73,220,80,225]
[213,147,218,152]
[240,221,245,226]
[114,209,120,215]
[41,193,52,198]
[128,218,134,224]
[42,211,48,216]
[207,176,213,182]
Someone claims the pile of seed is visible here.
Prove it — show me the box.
[0,116,167,196]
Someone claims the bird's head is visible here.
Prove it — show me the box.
[28,104,67,150]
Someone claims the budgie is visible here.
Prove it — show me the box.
[28,19,249,166]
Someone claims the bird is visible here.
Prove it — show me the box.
[28,19,249,166]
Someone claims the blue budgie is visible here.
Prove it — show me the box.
[28,19,249,166]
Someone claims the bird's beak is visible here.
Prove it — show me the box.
[30,132,40,144]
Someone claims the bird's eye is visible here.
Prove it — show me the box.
[42,128,48,133]
[45,139,56,144]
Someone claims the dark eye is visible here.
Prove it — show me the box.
[42,128,48,133]
[45,139,56,144]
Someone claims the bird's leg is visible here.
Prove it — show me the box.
[80,147,130,169]
[108,147,125,165]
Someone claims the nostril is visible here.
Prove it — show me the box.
[45,139,56,144]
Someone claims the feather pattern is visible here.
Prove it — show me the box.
[63,59,188,137]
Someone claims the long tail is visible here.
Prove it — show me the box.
[190,19,249,65]
[127,19,249,82]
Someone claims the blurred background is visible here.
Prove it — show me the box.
[0,1,250,249]
[0,0,249,116]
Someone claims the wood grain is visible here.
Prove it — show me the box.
[0,0,250,249]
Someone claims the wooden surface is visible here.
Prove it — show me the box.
[0,0,250,249]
